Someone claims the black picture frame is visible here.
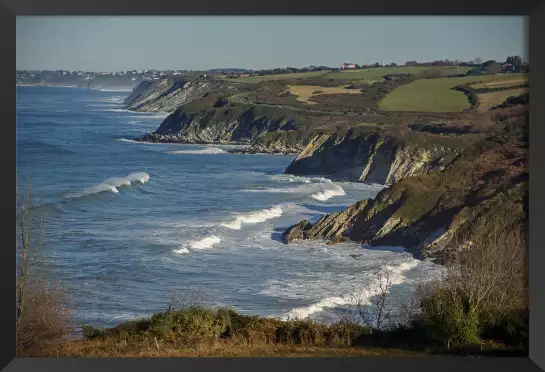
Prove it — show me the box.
[3,2,543,371]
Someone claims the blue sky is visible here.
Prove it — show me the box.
[16,16,528,72]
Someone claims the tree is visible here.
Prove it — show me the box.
[506,55,523,67]
[16,183,72,355]
[373,62,381,68]
[405,61,419,67]
[483,60,501,75]
[330,266,400,331]
[389,62,398,67]
[474,57,483,65]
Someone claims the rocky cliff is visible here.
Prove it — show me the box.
[138,103,316,148]
[285,130,463,184]
[123,77,223,112]
[283,135,527,262]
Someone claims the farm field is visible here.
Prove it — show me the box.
[288,85,362,103]
[324,66,472,81]
[476,88,528,113]
[379,73,527,112]
[471,77,528,89]
[220,70,329,83]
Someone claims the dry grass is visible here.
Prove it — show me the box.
[288,85,362,104]
[476,89,528,113]
[471,78,528,89]
[41,338,426,357]
[324,66,466,81]
[222,71,329,84]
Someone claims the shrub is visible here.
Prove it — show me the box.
[82,325,105,340]
[16,184,73,355]
[416,285,481,346]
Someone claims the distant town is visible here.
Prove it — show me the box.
[16,57,527,90]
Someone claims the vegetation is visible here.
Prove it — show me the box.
[16,183,73,356]
[379,73,527,112]
[288,85,362,104]
[222,71,329,84]
[325,66,467,81]
[476,89,528,113]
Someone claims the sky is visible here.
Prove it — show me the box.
[16,16,528,72]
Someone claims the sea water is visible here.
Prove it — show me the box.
[16,85,443,328]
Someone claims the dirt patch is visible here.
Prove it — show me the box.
[288,85,362,104]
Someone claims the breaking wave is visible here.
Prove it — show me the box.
[245,183,346,202]
[118,138,166,145]
[221,206,283,230]
[190,235,221,249]
[168,148,226,155]
[310,184,346,201]
[65,172,150,198]
[279,259,420,320]
[173,235,221,254]
[270,174,332,184]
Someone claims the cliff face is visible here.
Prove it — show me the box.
[123,77,222,112]
[140,105,312,148]
[285,131,460,184]
[283,138,527,262]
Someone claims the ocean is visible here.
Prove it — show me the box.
[16,85,442,329]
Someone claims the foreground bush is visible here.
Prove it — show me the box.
[82,306,370,348]
[16,184,73,355]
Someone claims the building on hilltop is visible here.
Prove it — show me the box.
[339,63,357,70]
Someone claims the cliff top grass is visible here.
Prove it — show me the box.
[324,66,471,81]
[378,73,527,112]
[476,88,528,113]
[221,71,329,84]
[471,76,528,89]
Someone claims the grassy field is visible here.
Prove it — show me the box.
[221,71,329,84]
[288,85,362,103]
[379,73,527,112]
[476,88,528,113]
[324,66,472,81]
[471,77,528,89]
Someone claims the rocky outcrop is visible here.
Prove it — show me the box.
[137,103,318,153]
[283,138,527,262]
[285,131,460,184]
[282,200,369,244]
[123,77,223,112]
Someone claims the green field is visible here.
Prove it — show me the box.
[221,71,329,83]
[324,66,472,81]
[379,73,527,112]
[476,88,528,112]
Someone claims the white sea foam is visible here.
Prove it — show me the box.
[173,247,190,254]
[310,184,346,201]
[221,206,283,230]
[169,148,226,155]
[97,88,134,92]
[118,138,166,145]
[279,259,421,320]
[270,174,332,184]
[245,183,346,202]
[104,108,133,113]
[190,235,221,249]
[65,172,150,198]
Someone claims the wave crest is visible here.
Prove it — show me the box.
[169,148,226,155]
[279,259,420,320]
[311,184,346,201]
[65,172,150,198]
[221,206,283,230]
